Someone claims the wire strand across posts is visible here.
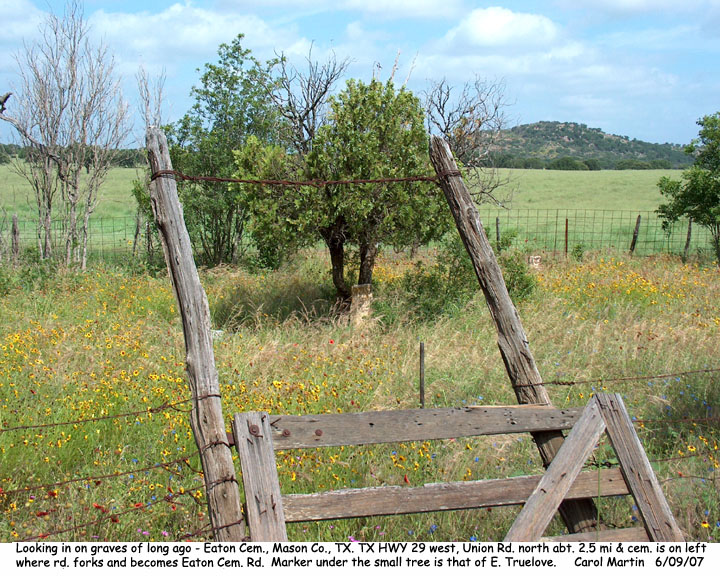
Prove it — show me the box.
[149,169,441,188]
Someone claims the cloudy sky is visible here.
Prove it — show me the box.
[1,0,719,146]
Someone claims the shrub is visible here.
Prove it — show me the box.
[387,233,536,321]
[497,251,537,302]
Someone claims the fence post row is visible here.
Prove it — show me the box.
[146,127,246,541]
[429,136,599,534]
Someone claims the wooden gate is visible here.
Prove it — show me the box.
[231,393,682,542]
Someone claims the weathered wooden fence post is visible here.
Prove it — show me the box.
[419,342,425,409]
[11,214,19,263]
[146,127,246,541]
[429,136,598,534]
[629,214,641,254]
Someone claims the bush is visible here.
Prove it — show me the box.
[385,233,536,321]
[571,243,585,262]
[497,251,537,301]
[547,157,590,171]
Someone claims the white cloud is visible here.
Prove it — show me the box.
[0,0,44,73]
[442,7,559,49]
[219,0,465,19]
[0,0,44,41]
[342,0,465,19]
[87,3,301,70]
[556,0,720,16]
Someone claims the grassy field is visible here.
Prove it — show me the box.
[1,164,676,217]
[0,164,140,222]
[5,164,710,263]
[0,250,718,542]
[501,168,676,211]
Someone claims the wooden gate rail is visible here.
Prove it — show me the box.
[228,398,669,542]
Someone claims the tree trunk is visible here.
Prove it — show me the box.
[323,223,350,301]
[80,206,92,271]
[65,199,78,267]
[358,239,378,286]
[42,210,52,260]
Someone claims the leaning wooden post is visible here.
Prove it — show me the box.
[429,136,598,533]
[629,214,641,255]
[146,127,246,541]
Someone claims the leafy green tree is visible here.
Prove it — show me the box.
[236,79,450,299]
[657,112,720,264]
[547,156,589,171]
[308,79,450,298]
[167,35,280,265]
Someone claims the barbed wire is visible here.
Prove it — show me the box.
[635,416,720,425]
[150,169,446,188]
[540,367,720,388]
[0,452,200,498]
[19,480,206,542]
[0,393,225,434]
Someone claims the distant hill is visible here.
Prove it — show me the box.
[493,121,692,169]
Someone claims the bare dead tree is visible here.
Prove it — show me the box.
[136,65,167,134]
[425,77,511,204]
[134,65,166,258]
[263,47,349,155]
[0,0,129,268]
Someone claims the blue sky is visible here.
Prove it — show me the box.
[2,0,719,146]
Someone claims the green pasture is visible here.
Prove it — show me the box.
[499,168,676,211]
[0,165,679,219]
[0,164,140,222]
[2,164,713,262]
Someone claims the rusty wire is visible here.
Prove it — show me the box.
[19,480,205,542]
[538,367,720,388]
[0,393,225,434]
[0,452,200,497]
[150,169,444,187]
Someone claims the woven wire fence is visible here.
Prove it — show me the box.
[0,209,714,264]
[479,208,712,259]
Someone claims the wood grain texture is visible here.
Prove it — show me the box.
[595,393,684,542]
[233,412,287,541]
[504,398,606,541]
[266,405,583,449]
[429,136,599,533]
[147,128,245,541]
[283,468,628,522]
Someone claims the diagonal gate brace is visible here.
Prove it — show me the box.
[505,393,683,542]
